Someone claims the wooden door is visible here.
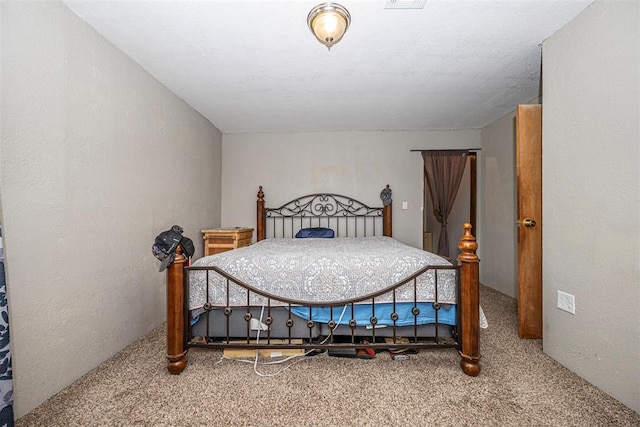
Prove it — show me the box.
[516,104,543,339]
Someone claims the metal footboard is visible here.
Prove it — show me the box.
[185,263,461,354]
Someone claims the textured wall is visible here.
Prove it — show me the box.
[479,110,518,298]
[1,2,222,417]
[542,0,639,412]
[221,130,480,250]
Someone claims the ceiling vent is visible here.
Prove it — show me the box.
[384,0,427,9]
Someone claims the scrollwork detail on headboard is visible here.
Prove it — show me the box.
[266,193,382,219]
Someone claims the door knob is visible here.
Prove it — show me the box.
[523,218,536,228]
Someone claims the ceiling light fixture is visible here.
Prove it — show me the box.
[307,3,351,51]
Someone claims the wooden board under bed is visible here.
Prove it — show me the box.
[165,185,481,376]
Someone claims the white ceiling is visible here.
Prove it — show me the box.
[64,0,594,134]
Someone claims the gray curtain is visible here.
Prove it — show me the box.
[422,150,469,257]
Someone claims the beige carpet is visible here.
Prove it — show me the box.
[18,286,639,426]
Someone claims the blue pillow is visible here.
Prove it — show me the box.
[295,227,334,238]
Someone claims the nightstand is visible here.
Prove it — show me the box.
[201,227,254,256]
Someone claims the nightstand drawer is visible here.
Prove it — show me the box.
[237,236,252,248]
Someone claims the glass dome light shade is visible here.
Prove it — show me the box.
[307,3,351,50]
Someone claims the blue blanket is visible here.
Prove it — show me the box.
[289,302,456,327]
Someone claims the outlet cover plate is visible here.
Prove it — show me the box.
[557,290,576,314]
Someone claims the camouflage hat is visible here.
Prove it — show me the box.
[152,225,184,272]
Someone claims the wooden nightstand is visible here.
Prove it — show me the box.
[201,227,254,256]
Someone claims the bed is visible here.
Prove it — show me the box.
[165,185,481,376]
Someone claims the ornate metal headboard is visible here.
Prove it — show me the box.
[256,186,392,240]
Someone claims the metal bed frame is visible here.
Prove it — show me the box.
[165,185,481,376]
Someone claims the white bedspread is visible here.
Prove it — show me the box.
[188,236,457,310]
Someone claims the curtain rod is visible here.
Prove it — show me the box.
[410,148,481,152]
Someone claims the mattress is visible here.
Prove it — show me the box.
[190,306,456,339]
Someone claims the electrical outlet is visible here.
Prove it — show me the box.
[402,201,408,210]
[557,290,576,314]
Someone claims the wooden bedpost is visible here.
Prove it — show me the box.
[457,223,481,376]
[257,186,265,241]
[383,184,392,237]
[166,246,187,374]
